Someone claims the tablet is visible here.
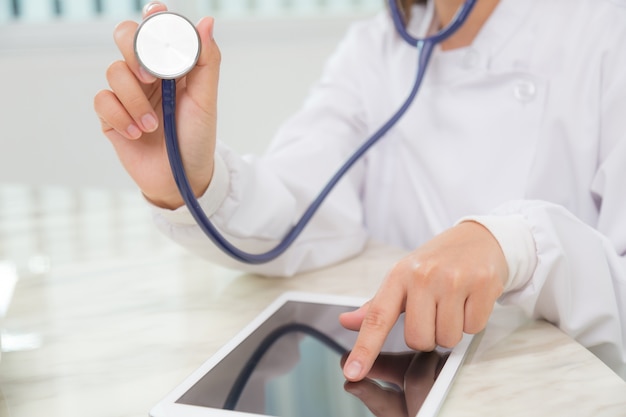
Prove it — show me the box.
[150,292,474,417]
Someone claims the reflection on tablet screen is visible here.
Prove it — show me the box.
[176,301,449,417]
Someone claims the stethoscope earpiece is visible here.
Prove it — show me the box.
[134,12,201,79]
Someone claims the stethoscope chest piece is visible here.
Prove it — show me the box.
[134,12,200,79]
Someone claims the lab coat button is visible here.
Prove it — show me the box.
[514,79,537,102]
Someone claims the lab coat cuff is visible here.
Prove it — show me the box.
[456,215,538,293]
[150,152,231,225]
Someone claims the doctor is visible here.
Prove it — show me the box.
[94,0,626,382]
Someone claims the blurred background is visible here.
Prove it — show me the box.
[0,0,382,189]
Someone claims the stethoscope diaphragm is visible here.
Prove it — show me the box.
[134,12,200,79]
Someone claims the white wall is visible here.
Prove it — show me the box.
[0,15,366,189]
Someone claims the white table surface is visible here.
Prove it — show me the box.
[0,185,625,417]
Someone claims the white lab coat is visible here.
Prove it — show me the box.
[153,0,626,379]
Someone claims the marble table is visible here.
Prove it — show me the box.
[0,185,625,417]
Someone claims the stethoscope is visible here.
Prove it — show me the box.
[134,0,477,264]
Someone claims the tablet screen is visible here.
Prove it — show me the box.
[176,300,450,417]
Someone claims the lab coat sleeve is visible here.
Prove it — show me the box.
[151,19,384,277]
[493,27,626,378]
[489,202,626,378]
[456,214,538,293]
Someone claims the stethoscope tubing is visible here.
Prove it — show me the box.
[389,0,477,46]
[163,0,477,264]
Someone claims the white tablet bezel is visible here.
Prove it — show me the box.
[150,291,474,417]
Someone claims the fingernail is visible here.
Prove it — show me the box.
[198,17,215,40]
[139,67,157,84]
[141,113,158,132]
[143,2,160,15]
[344,361,362,380]
[127,124,142,139]
[346,386,363,396]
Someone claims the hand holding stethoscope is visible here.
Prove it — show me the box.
[94,1,219,210]
[94,0,506,386]
[112,0,476,264]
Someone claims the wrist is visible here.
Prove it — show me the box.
[457,214,538,293]
[142,190,186,210]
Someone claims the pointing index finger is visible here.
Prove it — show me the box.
[343,281,406,381]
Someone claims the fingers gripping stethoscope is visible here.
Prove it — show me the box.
[134,0,477,264]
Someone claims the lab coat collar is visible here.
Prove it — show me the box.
[472,0,535,65]
[406,0,535,69]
